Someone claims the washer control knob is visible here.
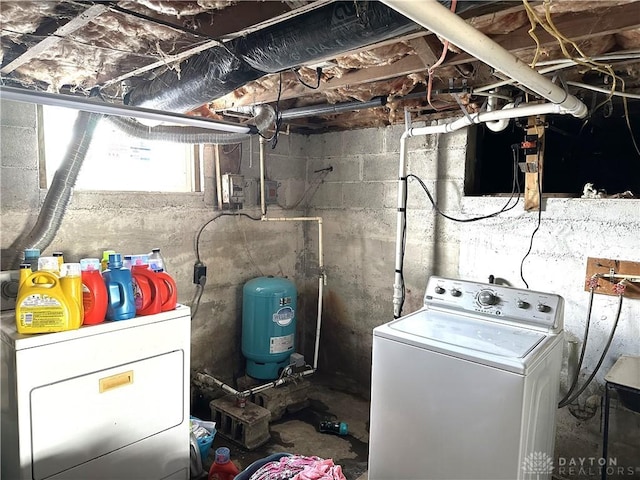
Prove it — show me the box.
[517,300,530,309]
[537,303,550,313]
[451,289,462,297]
[478,290,498,306]
[435,286,445,295]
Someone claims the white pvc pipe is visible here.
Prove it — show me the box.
[259,137,267,216]
[486,101,515,132]
[391,101,574,318]
[393,132,409,319]
[258,143,326,369]
[262,216,325,369]
[381,0,588,118]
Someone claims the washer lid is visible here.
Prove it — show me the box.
[389,310,545,358]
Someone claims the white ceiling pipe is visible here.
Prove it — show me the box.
[408,102,569,137]
[381,0,588,118]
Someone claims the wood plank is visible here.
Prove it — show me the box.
[524,115,545,211]
[0,4,108,74]
[584,257,640,299]
[100,39,221,88]
[447,3,640,67]
[211,54,428,109]
[408,37,441,68]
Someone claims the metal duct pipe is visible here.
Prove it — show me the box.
[105,116,251,144]
[10,111,102,268]
[281,97,386,120]
[128,1,492,113]
[381,0,588,118]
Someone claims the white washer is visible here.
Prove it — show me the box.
[368,276,564,480]
[1,305,191,480]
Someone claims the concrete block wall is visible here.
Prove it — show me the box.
[302,121,640,476]
[301,122,468,389]
[0,99,308,383]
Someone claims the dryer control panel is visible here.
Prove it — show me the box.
[424,276,564,333]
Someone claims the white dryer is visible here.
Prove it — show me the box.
[368,276,564,480]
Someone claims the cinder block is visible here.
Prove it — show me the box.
[362,153,396,182]
[0,100,37,128]
[210,395,271,450]
[253,379,311,421]
[1,126,38,168]
[343,182,384,209]
[342,128,383,155]
[313,182,343,208]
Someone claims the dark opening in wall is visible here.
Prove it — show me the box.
[466,96,640,197]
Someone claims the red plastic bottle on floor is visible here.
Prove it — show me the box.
[80,258,108,325]
[208,447,240,480]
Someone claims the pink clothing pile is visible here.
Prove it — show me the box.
[248,455,346,480]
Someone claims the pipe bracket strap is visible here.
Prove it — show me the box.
[395,269,402,274]
[397,208,406,212]
[399,176,408,181]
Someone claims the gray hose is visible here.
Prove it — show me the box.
[106,116,251,144]
[10,111,102,268]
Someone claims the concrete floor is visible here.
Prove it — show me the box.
[193,374,370,480]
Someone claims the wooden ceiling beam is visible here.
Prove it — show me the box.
[446,3,640,66]
[0,4,108,75]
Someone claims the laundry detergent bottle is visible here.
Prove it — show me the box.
[208,447,239,480]
[156,269,178,312]
[130,255,162,316]
[16,271,80,334]
[60,263,84,329]
[102,253,136,321]
[80,258,108,325]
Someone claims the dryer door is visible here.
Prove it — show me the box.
[30,350,184,480]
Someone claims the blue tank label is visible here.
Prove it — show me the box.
[273,306,294,326]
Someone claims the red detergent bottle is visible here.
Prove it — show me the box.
[208,447,240,480]
[80,258,108,325]
[156,269,178,311]
[130,255,162,316]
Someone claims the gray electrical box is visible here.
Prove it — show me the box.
[263,180,279,205]
[221,173,244,207]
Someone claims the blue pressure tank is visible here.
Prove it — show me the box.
[242,276,297,380]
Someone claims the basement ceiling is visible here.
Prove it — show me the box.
[1,0,640,133]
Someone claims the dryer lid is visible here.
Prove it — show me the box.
[388,310,545,358]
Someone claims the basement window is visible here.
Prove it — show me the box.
[466,97,640,198]
[41,105,201,192]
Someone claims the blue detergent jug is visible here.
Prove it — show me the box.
[102,253,136,321]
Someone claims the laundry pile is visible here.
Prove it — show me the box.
[248,455,346,480]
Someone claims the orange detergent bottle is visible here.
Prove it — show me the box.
[156,269,178,311]
[208,447,240,480]
[80,258,108,325]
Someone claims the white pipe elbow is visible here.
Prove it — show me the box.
[486,102,515,132]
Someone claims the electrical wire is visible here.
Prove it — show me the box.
[426,0,457,110]
[292,67,322,90]
[194,212,261,263]
[278,169,331,210]
[405,144,521,223]
[558,285,595,407]
[519,147,542,289]
[191,211,262,320]
[558,290,625,408]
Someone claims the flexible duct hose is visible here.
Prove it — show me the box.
[10,111,102,268]
[106,116,250,144]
